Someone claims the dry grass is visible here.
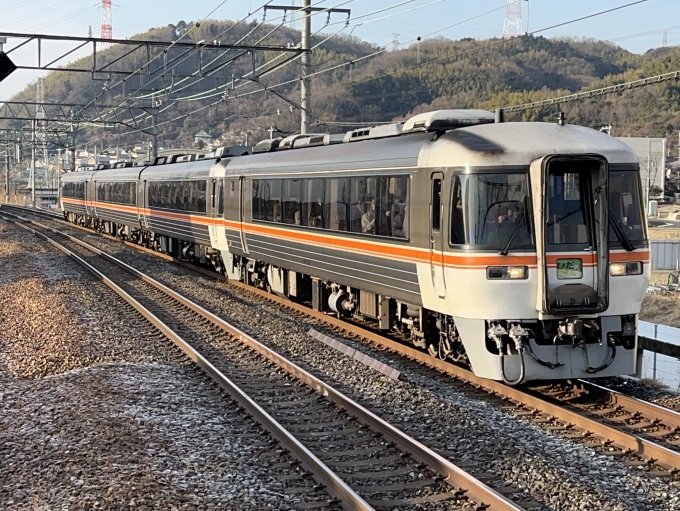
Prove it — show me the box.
[640,293,680,328]
[640,377,670,390]
[648,227,680,240]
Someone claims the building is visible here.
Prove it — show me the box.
[194,130,212,145]
[616,137,666,198]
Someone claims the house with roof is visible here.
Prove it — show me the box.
[194,130,212,145]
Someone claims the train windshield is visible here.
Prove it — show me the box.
[451,172,533,250]
[609,169,646,246]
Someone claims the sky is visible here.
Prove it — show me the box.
[1,0,679,100]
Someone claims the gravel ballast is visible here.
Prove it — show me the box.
[0,219,330,510]
[57,220,680,511]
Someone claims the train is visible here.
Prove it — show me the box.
[60,109,650,384]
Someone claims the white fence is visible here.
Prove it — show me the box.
[638,320,680,391]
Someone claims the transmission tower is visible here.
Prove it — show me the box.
[101,0,112,44]
[391,33,401,52]
[502,0,522,39]
[663,28,668,47]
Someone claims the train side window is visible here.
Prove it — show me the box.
[303,178,324,228]
[389,176,409,239]
[196,180,207,213]
[325,178,349,231]
[265,179,282,222]
[129,183,136,205]
[252,179,265,220]
[282,179,301,225]
[350,177,376,234]
[450,175,465,244]
[432,178,442,231]
[218,181,224,215]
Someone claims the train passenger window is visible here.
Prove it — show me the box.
[325,178,349,231]
[196,181,207,213]
[350,177,376,234]
[389,176,409,239]
[265,179,282,222]
[252,180,265,220]
[303,179,324,228]
[432,179,442,232]
[282,179,301,225]
[450,176,465,244]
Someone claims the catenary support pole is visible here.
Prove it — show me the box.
[301,0,310,134]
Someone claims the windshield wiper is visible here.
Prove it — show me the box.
[500,212,525,256]
[609,211,635,251]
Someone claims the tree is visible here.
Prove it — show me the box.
[174,21,188,39]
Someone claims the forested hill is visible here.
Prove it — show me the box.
[7,19,680,152]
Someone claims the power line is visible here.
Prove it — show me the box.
[500,69,680,113]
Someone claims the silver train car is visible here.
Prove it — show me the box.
[61,110,650,384]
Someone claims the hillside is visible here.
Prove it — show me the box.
[4,20,680,152]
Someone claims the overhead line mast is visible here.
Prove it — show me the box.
[264,2,351,134]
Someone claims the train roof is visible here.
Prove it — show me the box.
[223,131,433,175]
[421,122,639,168]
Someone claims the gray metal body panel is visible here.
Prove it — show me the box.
[245,231,421,304]
[147,211,212,245]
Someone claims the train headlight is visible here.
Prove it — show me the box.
[610,261,643,276]
[487,266,528,280]
[507,266,526,279]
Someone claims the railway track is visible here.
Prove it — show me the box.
[1,208,524,511]
[9,205,680,479]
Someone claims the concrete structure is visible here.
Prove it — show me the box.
[616,136,666,199]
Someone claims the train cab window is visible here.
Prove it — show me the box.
[464,173,532,250]
[303,179,324,227]
[450,176,465,244]
[265,179,282,222]
[609,170,645,246]
[432,178,442,232]
[282,179,301,225]
[325,178,349,231]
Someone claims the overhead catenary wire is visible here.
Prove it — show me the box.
[80,0,438,128]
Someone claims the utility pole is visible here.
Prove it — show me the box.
[31,119,36,206]
[301,0,310,134]
[264,3,350,134]
[5,152,9,204]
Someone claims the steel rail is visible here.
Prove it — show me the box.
[218,280,680,474]
[575,379,680,432]
[2,210,524,511]
[10,204,680,473]
[0,214,373,511]
[15,204,680,471]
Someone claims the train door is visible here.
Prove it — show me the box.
[223,177,247,254]
[429,171,446,298]
[208,178,227,249]
[532,156,609,314]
